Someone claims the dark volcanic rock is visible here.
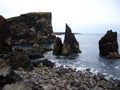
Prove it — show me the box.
[0,15,12,54]
[32,59,55,68]
[62,24,81,55]
[53,24,81,56]
[53,37,63,55]
[27,48,44,60]
[99,30,120,59]
[0,60,20,89]
[5,48,32,69]
[7,12,56,44]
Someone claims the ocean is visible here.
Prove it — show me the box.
[44,34,120,80]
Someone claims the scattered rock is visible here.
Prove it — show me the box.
[99,30,120,59]
[0,15,12,54]
[43,84,55,90]
[2,82,32,90]
[12,65,120,90]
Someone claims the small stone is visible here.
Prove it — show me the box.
[92,86,104,90]
[51,78,56,85]
[33,43,39,48]
[66,84,71,89]
[43,84,55,90]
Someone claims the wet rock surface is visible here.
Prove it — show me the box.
[99,30,120,59]
[53,24,81,56]
[0,15,12,54]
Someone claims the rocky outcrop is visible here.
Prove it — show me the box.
[99,30,120,59]
[53,37,63,55]
[7,12,56,44]
[32,59,55,68]
[4,48,32,70]
[0,60,20,89]
[0,15,12,54]
[53,24,81,56]
[62,24,81,55]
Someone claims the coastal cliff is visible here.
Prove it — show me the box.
[7,12,56,44]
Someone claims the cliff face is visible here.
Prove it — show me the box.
[7,12,55,44]
[0,15,12,54]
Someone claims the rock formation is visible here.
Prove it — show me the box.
[7,12,56,44]
[0,60,20,89]
[62,24,81,55]
[5,48,32,69]
[53,37,63,55]
[99,30,120,59]
[0,15,12,54]
[53,24,81,56]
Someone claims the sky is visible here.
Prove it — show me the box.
[0,0,120,33]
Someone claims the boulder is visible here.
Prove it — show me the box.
[32,59,55,68]
[27,48,44,59]
[0,15,12,54]
[99,30,120,59]
[4,48,32,69]
[0,60,20,89]
[53,24,81,56]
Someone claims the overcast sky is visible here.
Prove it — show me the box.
[0,0,120,33]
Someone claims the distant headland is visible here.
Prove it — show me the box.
[54,32,81,35]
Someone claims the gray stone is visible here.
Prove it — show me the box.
[2,82,32,90]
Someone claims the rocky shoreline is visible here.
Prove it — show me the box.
[0,45,120,90]
[0,60,120,90]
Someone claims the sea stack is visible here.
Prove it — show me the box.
[53,37,63,55]
[0,15,12,54]
[99,30,120,59]
[53,24,81,56]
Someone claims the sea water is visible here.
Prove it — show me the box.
[44,34,120,80]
